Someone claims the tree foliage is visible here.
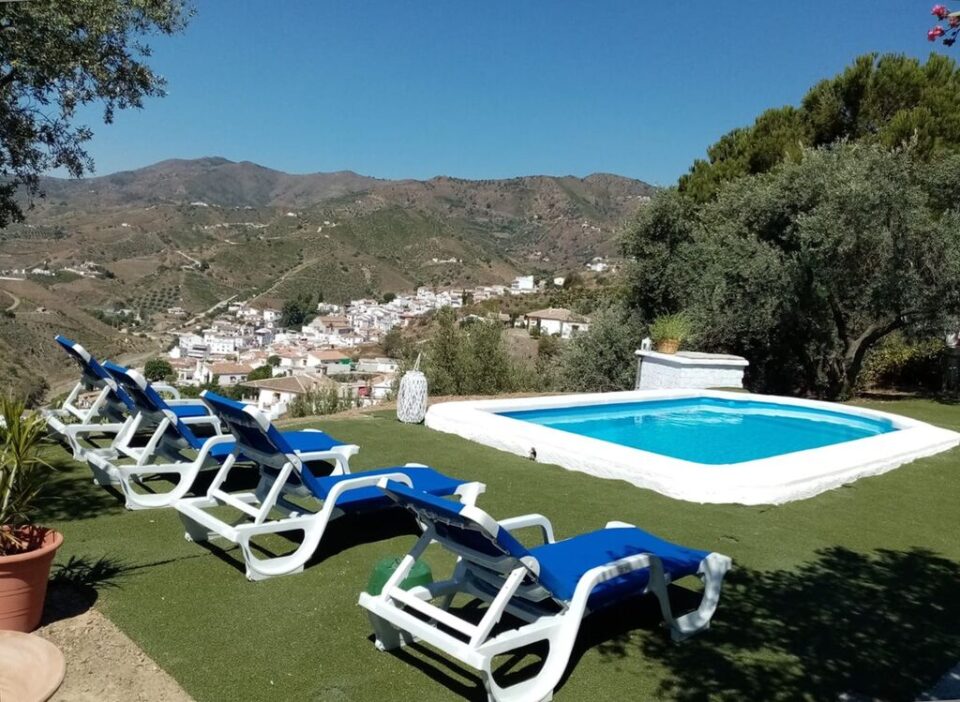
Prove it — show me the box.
[624,143,960,398]
[559,305,644,392]
[679,53,960,202]
[280,294,314,329]
[246,365,273,382]
[143,357,174,382]
[0,0,191,225]
[423,309,520,396]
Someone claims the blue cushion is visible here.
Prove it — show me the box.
[206,430,343,460]
[171,404,209,419]
[305,467,466,511]
[529,527,708,606]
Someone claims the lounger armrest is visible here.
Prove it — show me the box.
[195,433,236,464]
[166,398,206,408]
[498,514,556,544]
[295,444,360,464]
[454,481,486,507]
[570,552,665,609]
[153,383,181,399]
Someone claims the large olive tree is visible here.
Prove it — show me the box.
[623,143,960,399]
[0,0,191,226]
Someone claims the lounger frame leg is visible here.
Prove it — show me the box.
[361,520,733,702]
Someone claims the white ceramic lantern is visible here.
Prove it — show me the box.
[397,355,428,424]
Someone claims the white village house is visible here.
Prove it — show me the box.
[523,308,591,339]
[240,373,341,419]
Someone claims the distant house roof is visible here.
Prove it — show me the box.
[241,373,336,395]
[315,315,350,327]
[209,362,253,375]
[524,308,590,323]
[310,349,351,362]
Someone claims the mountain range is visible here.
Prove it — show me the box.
[0,157,654,398]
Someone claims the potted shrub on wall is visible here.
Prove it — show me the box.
[0,396,62,632]
[649,312,692,354]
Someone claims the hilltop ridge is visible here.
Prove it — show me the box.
[0,157,654,397]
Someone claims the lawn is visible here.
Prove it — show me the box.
[37,399,960,701]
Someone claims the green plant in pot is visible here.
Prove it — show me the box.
[0,396,62,632]
[649,312,692,354]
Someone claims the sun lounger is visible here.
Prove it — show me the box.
[359,481,732,702]
[85,368,357,510]
[44,335,187,458]
[174,391,484,581]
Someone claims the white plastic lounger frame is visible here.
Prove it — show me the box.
[359,482,732,702]
[43,336,180,458]
[175,393,480,581]
[82,363,224,491]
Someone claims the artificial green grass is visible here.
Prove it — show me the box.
[37,399,960,701]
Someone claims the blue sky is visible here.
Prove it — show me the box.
[75,1,946,185]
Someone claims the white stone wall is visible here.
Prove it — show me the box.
[636,356,746,390]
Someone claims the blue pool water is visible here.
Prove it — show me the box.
[497,397,896,464]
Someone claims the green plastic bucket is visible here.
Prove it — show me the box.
[366,556,433,596]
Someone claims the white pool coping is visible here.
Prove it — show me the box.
[425,389,960,505]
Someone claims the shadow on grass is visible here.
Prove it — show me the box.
[34,463,123,522]
[40,555,128,625]
[371,547,960,702]
[190,507,421,578]
[633,547,960,702]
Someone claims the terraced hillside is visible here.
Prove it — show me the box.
[0,157,653,398]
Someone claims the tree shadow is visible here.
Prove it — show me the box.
[631,547,960,701]
[367,548,960,701]
[40,555,128,625]
[34,463,124,522]
[185,506,422,578]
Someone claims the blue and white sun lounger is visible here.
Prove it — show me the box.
[175,392,485,581]
[44,335,190,458]
[359,482,732,702]
[85,368,357,511]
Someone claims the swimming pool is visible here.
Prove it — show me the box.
[497,397,896,465]
[425,390,959,504]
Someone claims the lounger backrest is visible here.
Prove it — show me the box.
[381,481,539,575]
[103,361,203,449]
[55,335,134,416]
[201,391,297,469]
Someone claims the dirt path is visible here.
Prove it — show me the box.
[36,604,192,702]
[1,288,20,312]
[35,573,192,702]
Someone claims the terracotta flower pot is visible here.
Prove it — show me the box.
[0,527,63,632]
[655,339,680,354]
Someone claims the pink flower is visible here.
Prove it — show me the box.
[929,25,947,40]
[933,4,950,19]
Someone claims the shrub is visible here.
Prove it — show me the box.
[649,312,693,344]
[143,358,174,382]
[858,334,943,392]
[559,305,645,392]
[0,397,52,555]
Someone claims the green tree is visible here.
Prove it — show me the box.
[280,295,312,328]
[559,305,644,392]
[267,355,281,367]
[464,320,512,395]
[246,365,273,382]
[143,358,174,382]
[423,309,467,395]
[624,143,960,398]
[0,1,191,226]
[382,328,410,360]
[679,53,960,201]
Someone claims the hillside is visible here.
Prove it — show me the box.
[0,157,653,397]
